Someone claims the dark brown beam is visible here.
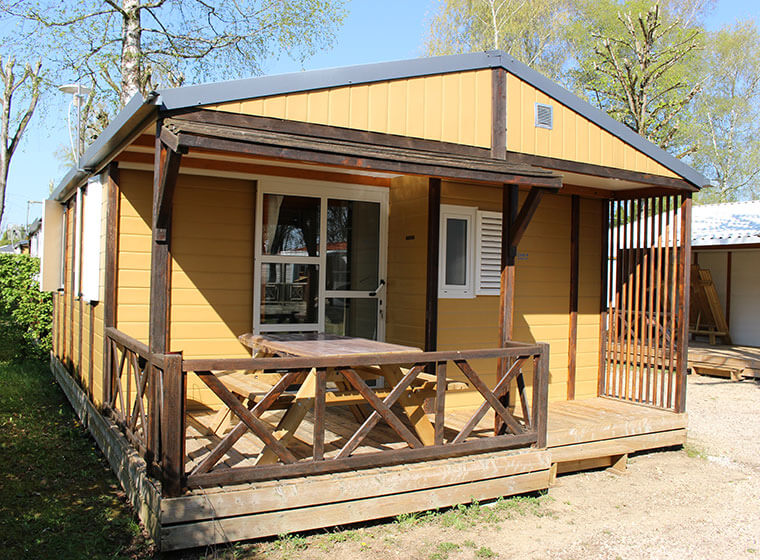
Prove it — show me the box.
[103,163,120,404]
[155,143,183,234]
[510,186,558,246]
[149,126,182,356]
[425,177,441,352]
[505,151,699,191]
[491,67,507,159]
[567,195,580,400]
[168,123,562,189]
[675,194,692,413]
[170,109,491,159]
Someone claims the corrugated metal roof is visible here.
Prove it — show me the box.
[692,200,760,247]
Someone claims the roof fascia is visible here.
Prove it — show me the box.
[50,93,159,202]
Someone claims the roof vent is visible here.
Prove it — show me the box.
[535,103,553,129]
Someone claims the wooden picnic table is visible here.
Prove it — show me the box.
[214,333,442,464]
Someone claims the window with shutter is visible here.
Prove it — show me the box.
[81,174,104,302]
[476,211,502,295]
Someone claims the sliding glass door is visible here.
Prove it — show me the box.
[254,179,388,340]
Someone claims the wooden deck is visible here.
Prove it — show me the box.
[159,396,686,549]
[688,342,760,380]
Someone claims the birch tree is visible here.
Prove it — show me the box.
[0,57,42,229]
[3,0,347,109]
[424,0,572,81]
[687,21,760,202]
[568,1,708,154]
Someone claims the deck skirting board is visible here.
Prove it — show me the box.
[49,355,162,543]
[549,429,687,466]
[161,466,551,550]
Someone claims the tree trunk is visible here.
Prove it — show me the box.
[120,0,142,107]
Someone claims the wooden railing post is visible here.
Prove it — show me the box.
[531,343,550,448]
[161,352,185,497]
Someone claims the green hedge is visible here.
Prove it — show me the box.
[0,254,53,360]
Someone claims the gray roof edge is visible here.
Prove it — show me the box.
[491,51,708,189]
[50,94,159,202]
[692,236,760,247]
[157,51,502,110]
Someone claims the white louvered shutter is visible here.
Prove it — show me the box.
[476,211,502,295]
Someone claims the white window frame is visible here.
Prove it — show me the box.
[438,204,476,299]
[253,177,389,337]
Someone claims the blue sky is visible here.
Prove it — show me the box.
[3,0,758,229]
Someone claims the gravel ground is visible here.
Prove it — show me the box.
[230,373,760,560]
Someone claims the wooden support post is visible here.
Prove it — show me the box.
[675,194,692,413]
[103,163,120,405]
[149,125,183,458]
[161,353,185,497]
[496,184,518,434]
[608,453,628,475]
[425,177,441,352]
[567,195,580,400]
[491,67,507,159]
[532,342,550,449]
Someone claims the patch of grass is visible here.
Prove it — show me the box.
[325,528,363,543]
[683,442,708,460]
[475,546,497,558]
[272,532,308,555]
[429,541,460,559]
[463,540,478,548]
[0,358,153,559]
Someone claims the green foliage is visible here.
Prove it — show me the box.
[567,0,707,153]
[0,358,153,558]
[425,0,572,80]
[686,20,760,203]
[0,254,53,360]
[476,546,498,558]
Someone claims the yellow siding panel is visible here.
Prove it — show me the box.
[169,174,255,360]
[506,73,679,178]
[205,70,492,148]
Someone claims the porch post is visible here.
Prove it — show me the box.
[675,193,692,413]
[102,162,120,405]
[149,121,184,461]
[424,177,441,351]
[495,184,519,434]
[498,184,519,348]
[597,200,610,397]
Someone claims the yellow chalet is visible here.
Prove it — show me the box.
[41,51,705,549]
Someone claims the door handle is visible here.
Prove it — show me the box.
[369,279,385,297]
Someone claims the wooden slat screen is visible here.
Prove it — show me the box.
[601,195,688,411]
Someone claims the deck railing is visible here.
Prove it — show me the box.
[104,328,549,497]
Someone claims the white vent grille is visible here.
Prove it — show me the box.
[535,103,553,129]
[476,211,502,295]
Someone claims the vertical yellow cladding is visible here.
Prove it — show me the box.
[506,73,679,178]
[385,176,429,350]
[116,169,153,344]
[206,70,493,148]
[428,183,602,406]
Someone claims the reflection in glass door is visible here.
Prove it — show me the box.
[325,199,382,340]
[254,181,387,340]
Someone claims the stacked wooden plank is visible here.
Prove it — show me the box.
[689,264,732,345]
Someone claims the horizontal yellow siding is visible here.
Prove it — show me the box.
[206,70,493,149]
[506,73,679,178]
[116,169,153,344]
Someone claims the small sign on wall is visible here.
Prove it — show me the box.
[517,252,529,261]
